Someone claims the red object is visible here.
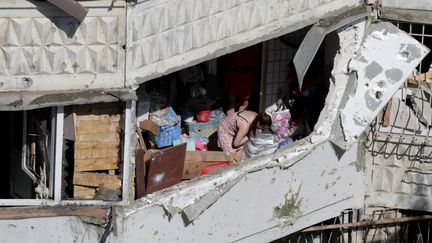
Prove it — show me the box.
[195,142,208,151]
[196,109,211,122]
[222,46,259,99]
[199,162,230,176]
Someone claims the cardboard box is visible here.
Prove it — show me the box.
[151,123,181,148]
[140,119,181,148]
[139,120,160,135]
[143,107,181,148]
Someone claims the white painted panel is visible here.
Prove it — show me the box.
[126,0,361,85]
[0,1,126,92]
[0,217,102,243]
[382,0,432,11]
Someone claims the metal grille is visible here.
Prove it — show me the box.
[274,209,432,243]
[263,38,296,108]
[374,22,432,138]
[261,27,309,109]
[394,22,432,73]
[363,21,432,232]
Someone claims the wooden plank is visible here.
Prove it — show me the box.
[408,71,432,84]
[74,113,121,125]
[74,145,120,160]
[0,206,108,220]
[76,121,120,134]
[73,172,121,190]
[75,132,120,143]
[73,104,122,140]
[74,142,120,151]
[185,151,235,163]
[183,161,231,180]
[75,114,121,122]
[139,120,159,135]
[74,158,120,171]
[382,100,392,127]
[76,113,121,122]
[76,117,120,125]
[73,185,96,199]
[183,151,234,179]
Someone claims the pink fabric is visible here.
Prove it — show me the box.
[217,113,239,152]
[271,110,292,141]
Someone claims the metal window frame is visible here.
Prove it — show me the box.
[393,21,432,73]
[0,101,133,206]
[293,7,368,88]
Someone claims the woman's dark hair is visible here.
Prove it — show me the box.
[248,112,272,137]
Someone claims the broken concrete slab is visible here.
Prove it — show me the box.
[332,21,429,150]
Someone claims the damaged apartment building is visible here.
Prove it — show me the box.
[1,0,432,242]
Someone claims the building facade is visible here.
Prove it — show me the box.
[1,0,432,242]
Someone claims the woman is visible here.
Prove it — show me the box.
[217,111,272,161]
[243,113,278,160]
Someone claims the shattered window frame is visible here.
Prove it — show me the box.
[46,0,88,22]
[0,101,133,206]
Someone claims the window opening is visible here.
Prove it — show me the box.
[0,101,132,206]
[135,29,332,198]
[262,27,309,109]
[0,108,53,199]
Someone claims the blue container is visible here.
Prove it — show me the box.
[151,123,181,148]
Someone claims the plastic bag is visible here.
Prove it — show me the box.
[265,101,292,141]
[243,129,278,160]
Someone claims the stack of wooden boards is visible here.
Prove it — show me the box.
[72,103,122,200]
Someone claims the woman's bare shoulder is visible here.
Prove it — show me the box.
[238,110,257,123]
